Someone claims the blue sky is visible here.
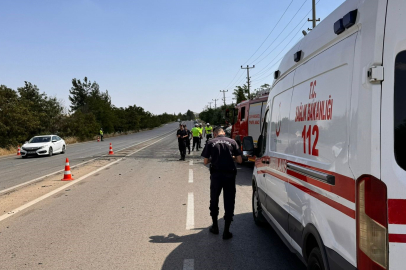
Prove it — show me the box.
[0,0,345,115]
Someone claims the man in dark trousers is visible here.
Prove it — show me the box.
[176,124,188,160]
[183,124,191,154]
[191,124,202,151]
[201,127,242,239]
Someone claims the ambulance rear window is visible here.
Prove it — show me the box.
[394,51,406,170]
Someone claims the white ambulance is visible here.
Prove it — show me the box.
[244,0,406,269]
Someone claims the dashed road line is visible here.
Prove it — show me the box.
[183,259,194,270]
[189,169,193,183]
[186,192,194,230]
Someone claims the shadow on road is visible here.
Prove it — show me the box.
[150,213,305,270]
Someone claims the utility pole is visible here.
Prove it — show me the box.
[308,0,320,29]
[212,99,219,109]
[208,102,212,109]
[241,65,255,99]
[220,90,228,106]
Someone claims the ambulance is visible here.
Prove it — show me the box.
[243,0,406,269]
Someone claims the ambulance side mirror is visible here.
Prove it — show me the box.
[256,135,264,157]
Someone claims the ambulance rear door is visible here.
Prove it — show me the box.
[381,0,406,268]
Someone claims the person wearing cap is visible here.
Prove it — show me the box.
[201,126,242,240]
[205,123,213,142]
[198,124,203,148]
[176,124,188,160]
[191,124,202,151]
[183,124,192,155]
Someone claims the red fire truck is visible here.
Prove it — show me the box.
[230,89,269,162]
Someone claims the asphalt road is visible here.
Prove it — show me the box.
[0,122,188,192]
[0,122,305,270]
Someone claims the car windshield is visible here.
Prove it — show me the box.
[29,136,51,143]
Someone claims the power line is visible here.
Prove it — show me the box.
[252,20,308,78]
[250,0,308,65]
[252,1,321,79]
[242,0,294,65]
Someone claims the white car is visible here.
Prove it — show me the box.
[21,135,66,158]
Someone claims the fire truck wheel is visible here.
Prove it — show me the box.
[307,247,325,270]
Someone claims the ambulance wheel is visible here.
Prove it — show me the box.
[307,247,325,270]
[252,183,266,226]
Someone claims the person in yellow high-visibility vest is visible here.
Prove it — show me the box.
[205,123,213,142]
[198,124,203,148]
[100,128,104,141]
[191,124,202,151]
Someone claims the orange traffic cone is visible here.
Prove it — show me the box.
[97,136,100,142]
[108,143,114,155]
[61,158,74,181]
[17,145,21,156]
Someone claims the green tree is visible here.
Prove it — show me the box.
[233,84,248,104]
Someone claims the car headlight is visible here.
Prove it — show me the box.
[39,146,45,149]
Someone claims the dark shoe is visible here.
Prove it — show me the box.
[179,158,183,161]
[209,225,219,235]
[223,220,232,240]
[222,232,233,240]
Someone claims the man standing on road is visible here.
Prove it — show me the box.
[205,123,213,142]
[100,128,104,141]
[201,127,242,240]
[176,124,188,161]
[184,124,191,155]
[198,124,203,149]
[191,124,202,151]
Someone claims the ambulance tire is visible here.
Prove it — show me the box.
[252,182,266,226]
[307,247,325,270]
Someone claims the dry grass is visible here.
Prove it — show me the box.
[0,146,18,156]
[64,136,78,145]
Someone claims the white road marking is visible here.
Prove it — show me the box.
[0,129,177,195]
[186,192,194,230]
[183,259,194,270]
[0,130,177,223]
[189,169,193,183]
[189,160,193,166]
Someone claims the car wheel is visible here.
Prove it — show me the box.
[48,147,53,157]
[252,183,266,226]
[22,155,27,159]
[307,247,325,270]
[61,145,66,154]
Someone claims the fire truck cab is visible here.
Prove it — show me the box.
[231,90,269,162]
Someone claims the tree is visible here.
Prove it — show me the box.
[233,84,248,104]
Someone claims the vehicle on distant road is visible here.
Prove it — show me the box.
[21,135,66,158]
